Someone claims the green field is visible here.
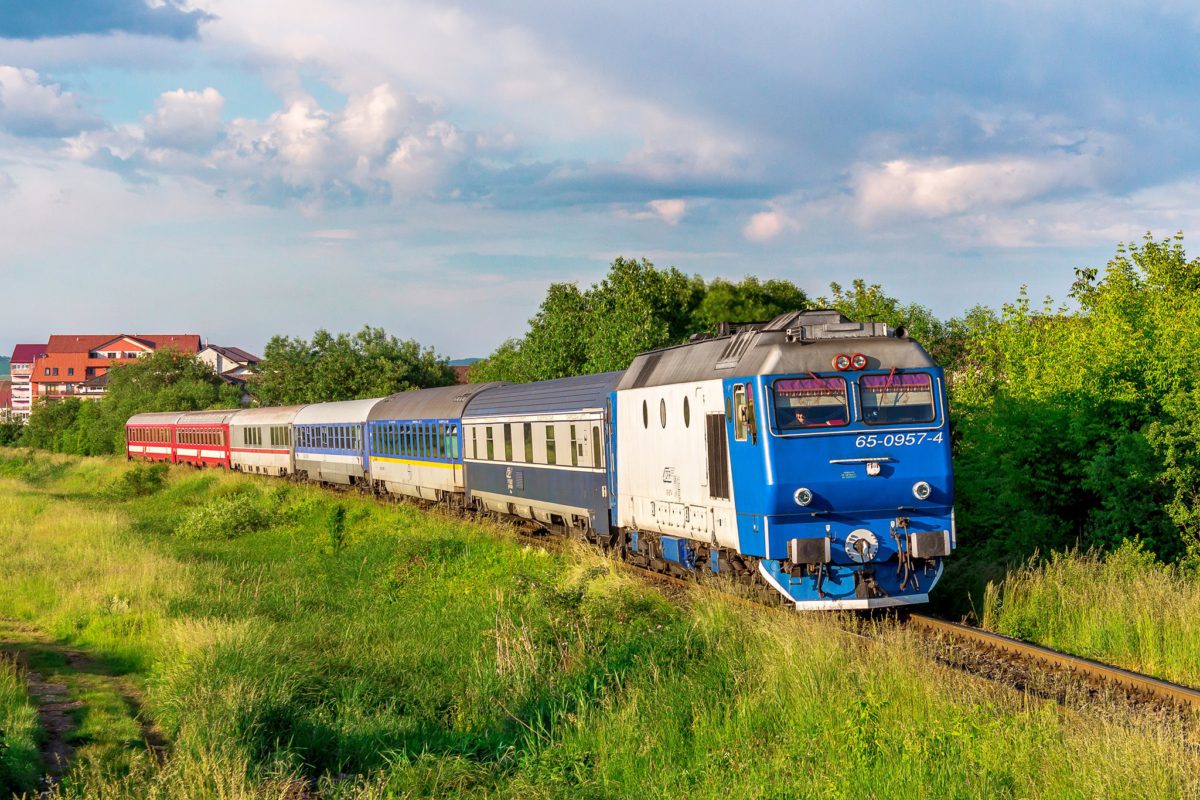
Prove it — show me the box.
[0,449,1197,799]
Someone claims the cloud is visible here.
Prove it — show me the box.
[0,65,102,136]
[66,82,472,208]
[306,228,356,240]
[201,0,758,191]
[0,0,212,41]
[743,210,787,242]
[851,154,1103,225]
[620,198,687,225]
[0,170,14,197]
[143,87,224,151]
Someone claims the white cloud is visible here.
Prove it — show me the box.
[851,154,1101,224]
[621,198,687,225]
[306,228,356,240]
[0,65,100,137]
[144,87,224,151]
[743,209,787,242]
[63,81,471,207]
[201,0,753,184]
[647,198,686,224]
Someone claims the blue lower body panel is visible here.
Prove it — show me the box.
[465,461,611,533]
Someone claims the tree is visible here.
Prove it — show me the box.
[949,233,1200,562]
[254,326,456,405]
[472,259,809,382]
[692,276,809,332]
[582,257,706,374]
[20,397,83,452]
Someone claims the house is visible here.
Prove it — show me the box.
[9,343,48,421]
[0,379,11,419]
[30,334,201,402]
[197,344,261,386]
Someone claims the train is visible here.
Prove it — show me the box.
[126,309,955,609]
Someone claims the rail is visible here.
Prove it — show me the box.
[907,613,1200,711]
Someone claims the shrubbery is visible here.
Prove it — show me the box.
[175,491,271,541]
[951,235,1200,562]
[107,462,170,498]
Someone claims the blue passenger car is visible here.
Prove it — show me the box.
[367,383,506,504]
[293,398,383,486]
[462,373,623,536]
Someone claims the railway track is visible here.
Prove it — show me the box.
[607,554,1200,715]
[906,613,1200,713]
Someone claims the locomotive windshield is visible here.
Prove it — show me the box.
[859,372,935,425]
[772,377,849,430]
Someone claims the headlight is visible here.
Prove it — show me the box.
[851,352,868,370]
[832,354,851,370]
[794,487,813,507]
[912,481,932,500]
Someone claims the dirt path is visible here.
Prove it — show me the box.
[0,621,167,789]
[20,662,83,780]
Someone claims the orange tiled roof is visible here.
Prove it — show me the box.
[30,353,105,386]
[46,334,201,354]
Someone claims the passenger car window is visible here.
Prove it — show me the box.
[860,372,935,425]
[772,377,850,430]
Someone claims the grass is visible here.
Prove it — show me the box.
[0,653,40,796]
[982,542,1200,686]
[0,448,1198,798]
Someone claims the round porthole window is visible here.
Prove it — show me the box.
[642,400,648,429]
[660,398,667,428]
[683,396,691,427]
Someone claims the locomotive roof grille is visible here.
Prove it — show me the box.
[615,309,933,391]
[764,309,894,342]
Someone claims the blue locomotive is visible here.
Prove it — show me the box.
[127,309,955,610]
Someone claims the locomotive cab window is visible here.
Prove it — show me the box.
[772,377,849,430]
[859,372,936,425]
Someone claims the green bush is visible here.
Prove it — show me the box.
[175,492,270,541]
[107,463,170,499]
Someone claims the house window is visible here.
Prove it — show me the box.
[44,368,50,376]
[52,368,58,376]
[67,368,74,376]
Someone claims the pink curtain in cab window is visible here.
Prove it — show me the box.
[774,378,845,395]
[860,373,931,391]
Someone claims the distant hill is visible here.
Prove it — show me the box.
[449,358,481,366]
[0,356,8,379]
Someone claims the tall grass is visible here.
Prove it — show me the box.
[0,655,40,796]
[982,542,1200,686]
[1,449,1198,798]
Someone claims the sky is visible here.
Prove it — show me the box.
[3,1,1200,359]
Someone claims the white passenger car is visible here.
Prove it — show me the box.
[292,398,383,486]
[230,405,307,477]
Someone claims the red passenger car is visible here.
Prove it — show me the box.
[126,411,183,463]
[174,410,238,468]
